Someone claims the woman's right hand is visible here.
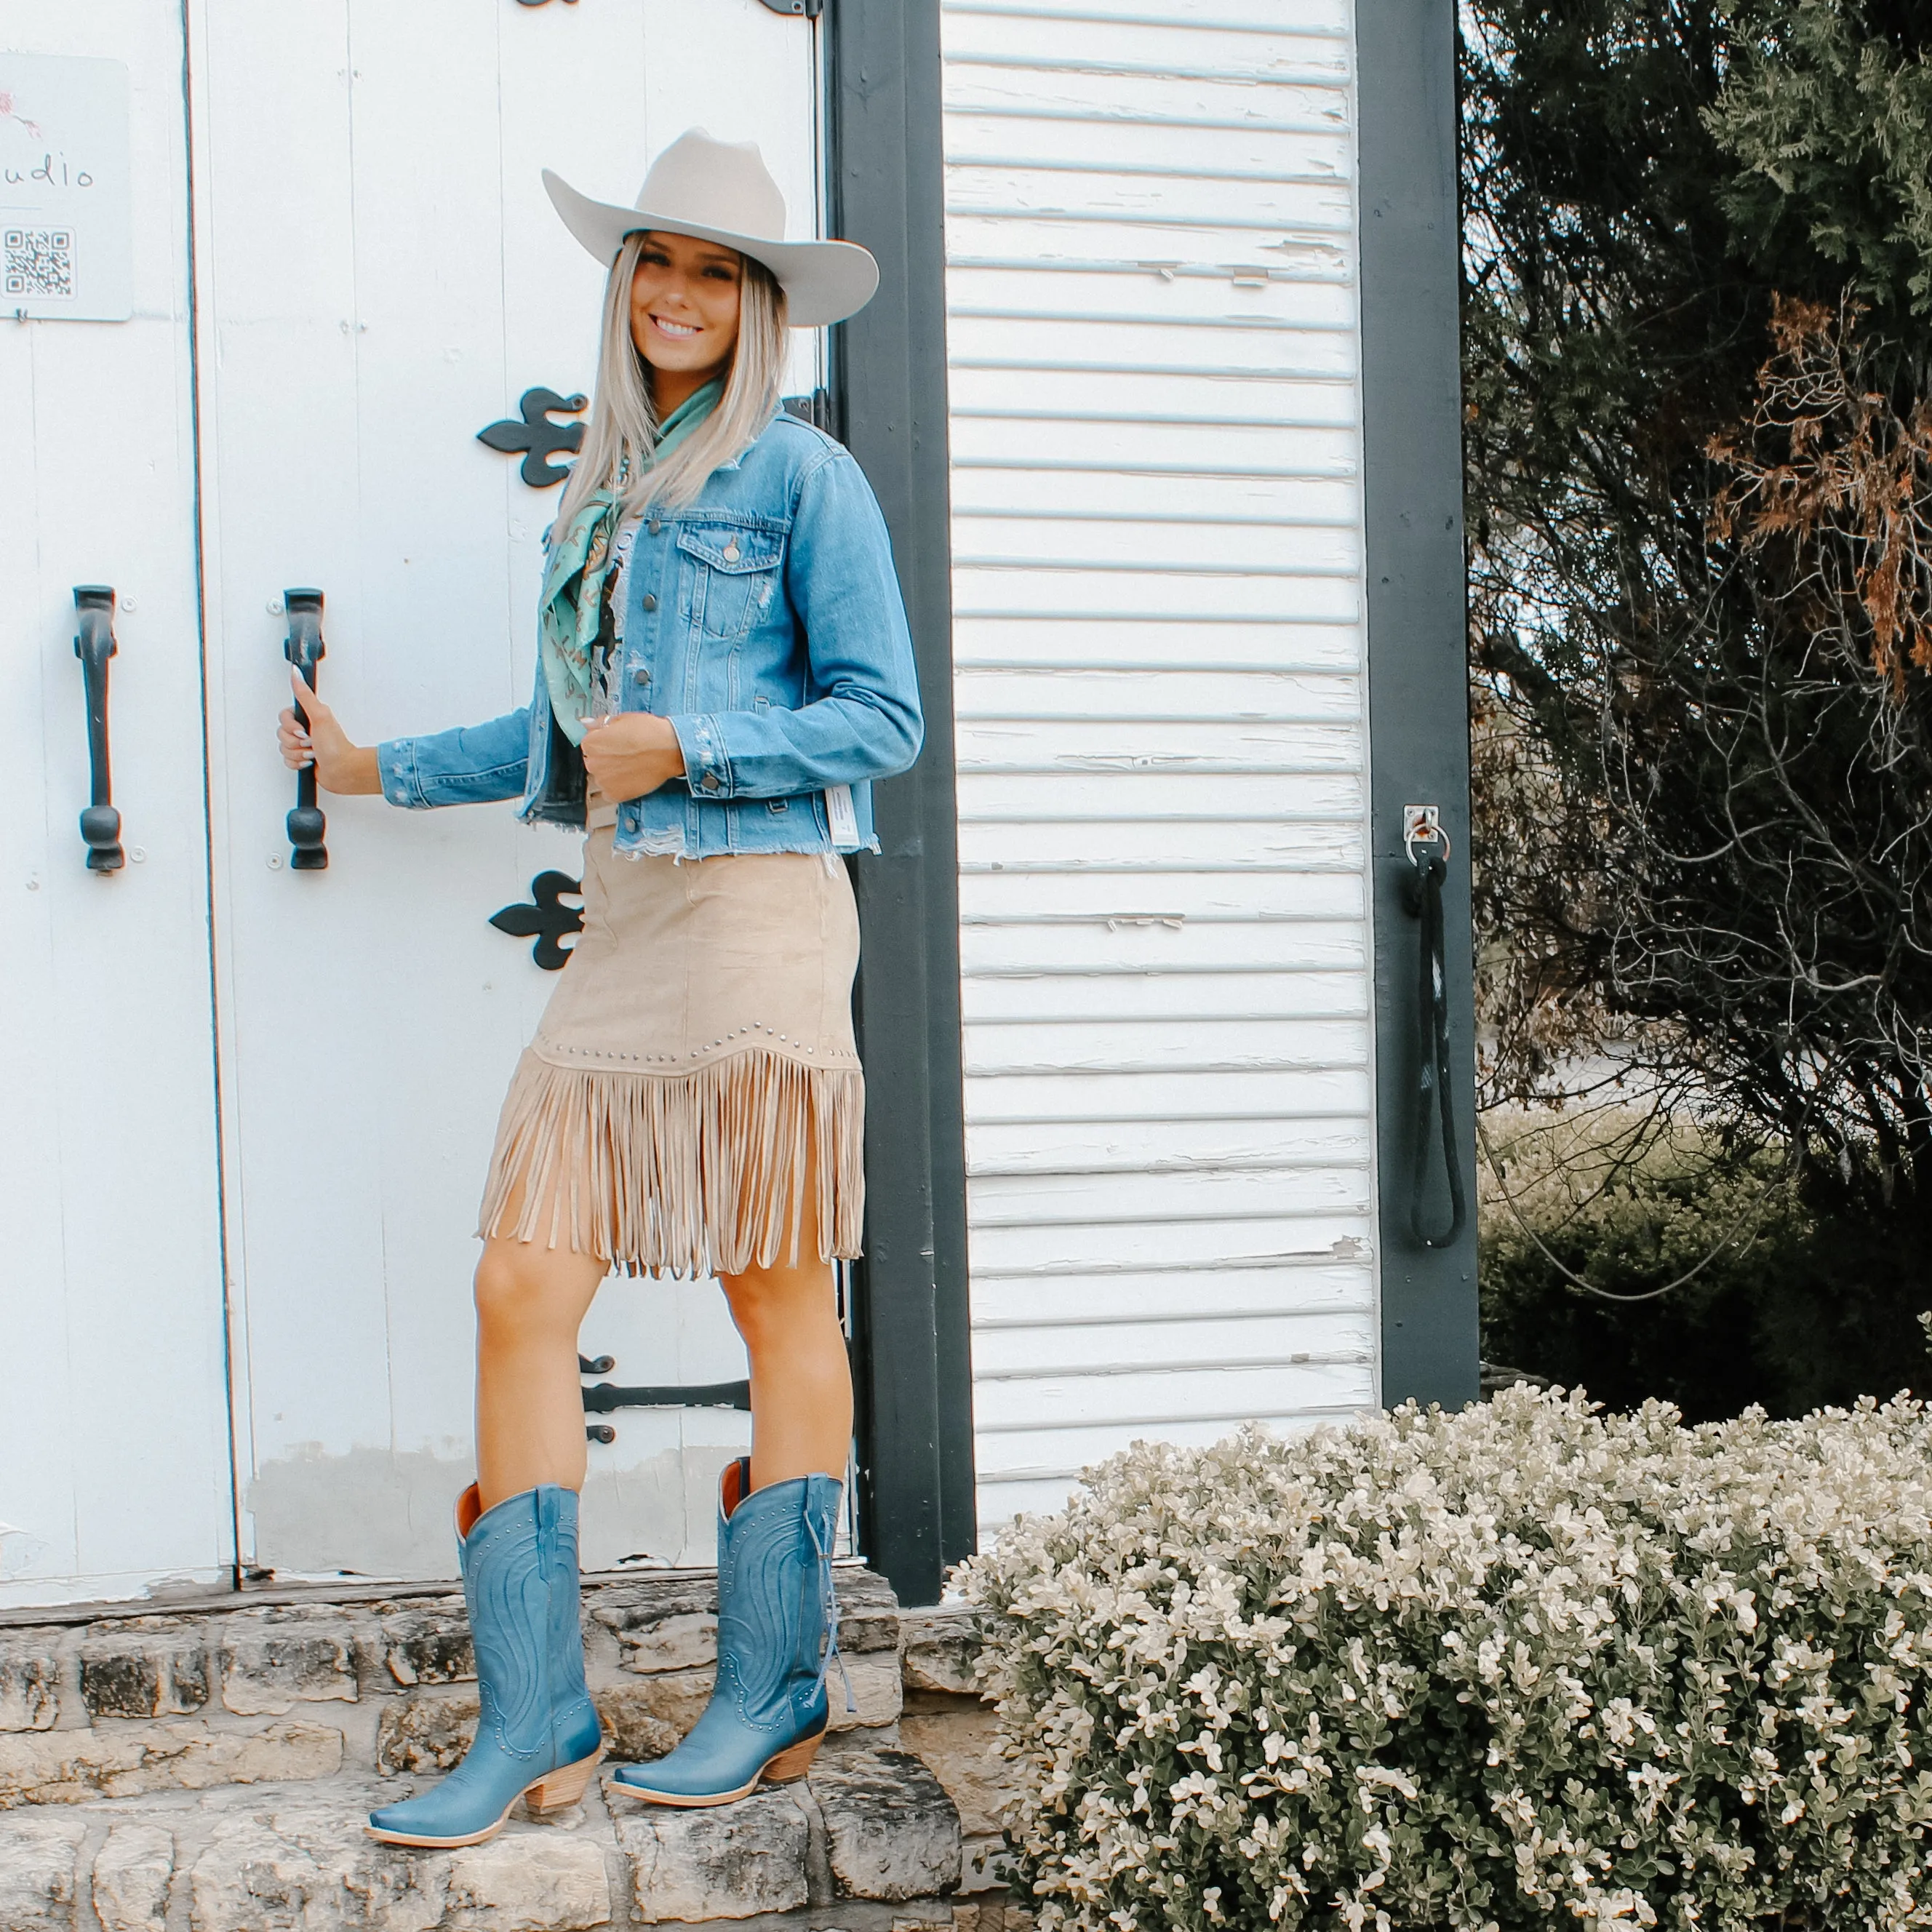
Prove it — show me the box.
[279,668,382,796]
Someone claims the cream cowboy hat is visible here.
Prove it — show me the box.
[543,129,879,328]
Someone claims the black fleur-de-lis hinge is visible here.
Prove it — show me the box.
[477,388,587,487]
[490,871,584,970]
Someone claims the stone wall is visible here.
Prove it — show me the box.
[0,1575,1023,1932]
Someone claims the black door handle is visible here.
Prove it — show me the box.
[282,588,328,871]
[73,586,124,873]
[1401,818,1466,1249]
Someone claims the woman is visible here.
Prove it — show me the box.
[278,131,921,1849]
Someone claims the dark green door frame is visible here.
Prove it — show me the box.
[826,0,978,1605]
[1358,1,1481,1406]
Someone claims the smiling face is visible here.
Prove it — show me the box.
[629,230,744,413]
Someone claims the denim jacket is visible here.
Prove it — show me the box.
[375,412,923,857]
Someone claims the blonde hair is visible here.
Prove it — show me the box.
[558,229,788,527]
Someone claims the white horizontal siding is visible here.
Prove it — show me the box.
[941,0,1377,1542]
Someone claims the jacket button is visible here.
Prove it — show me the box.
[647,519,662,536]
[703,774,720,793]
[723,542,741,563]
[642,593,658,612]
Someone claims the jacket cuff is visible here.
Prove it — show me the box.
[668,714,732,799]
[376,738,428,809]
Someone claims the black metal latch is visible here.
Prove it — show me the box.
[1400,805,1467,1248]
[580,1354,750,1445]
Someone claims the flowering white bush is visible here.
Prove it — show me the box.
[959,1388,1932,1932]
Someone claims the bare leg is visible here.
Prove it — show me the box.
[608,1204,851,1808]
[474,1175,607,1509]
[365,1179,607,1848]
[720,1178,853,1488]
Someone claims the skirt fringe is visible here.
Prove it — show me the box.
[478,1047,865,1277]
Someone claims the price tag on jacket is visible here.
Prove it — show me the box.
[826,783,859,850]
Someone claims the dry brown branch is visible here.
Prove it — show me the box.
[1711,296,1932,691]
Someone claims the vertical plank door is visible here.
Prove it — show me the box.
[185,0,824,1578]
[0,3,235,1606]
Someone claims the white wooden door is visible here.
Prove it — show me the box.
[0,5,236,1606]
[185,0,826,1578]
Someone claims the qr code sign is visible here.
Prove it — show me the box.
[5,227,76,300]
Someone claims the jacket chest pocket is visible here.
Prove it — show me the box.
[676,523,785,642]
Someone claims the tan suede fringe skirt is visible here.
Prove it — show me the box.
[478,812,864,1278]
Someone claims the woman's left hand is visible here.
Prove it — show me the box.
[579,711,687,802]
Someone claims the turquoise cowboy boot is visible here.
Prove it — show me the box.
[610,1468,850,1807]
[367,1484,604,1847]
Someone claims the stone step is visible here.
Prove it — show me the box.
[0,1753,1029,1931]
[0,1576,1021,1930]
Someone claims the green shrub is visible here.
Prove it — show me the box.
[963,1390,1932,1932]
[1480,1113,1932,1418]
